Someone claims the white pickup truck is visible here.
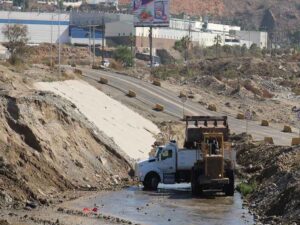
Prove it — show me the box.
[135,141,200,189]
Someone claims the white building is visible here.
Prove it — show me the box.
[235,30,268,49]
[0,12,268,49]
[63,0,83,8]
[0,11,69,44]
[86,0,118,6]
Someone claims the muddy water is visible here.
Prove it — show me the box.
[69,184,254,225]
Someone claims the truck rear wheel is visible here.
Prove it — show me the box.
[224,169,234,196]
[143,173,159,191]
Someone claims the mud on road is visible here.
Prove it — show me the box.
[59,185,254,225]
[0,185,254,225]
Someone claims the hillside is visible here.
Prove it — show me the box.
[121,0,300,32]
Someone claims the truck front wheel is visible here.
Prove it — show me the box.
[143,173,160,190]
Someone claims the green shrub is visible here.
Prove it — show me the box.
[113,46,133,67]
[156,49,174,64]
[237,182,256,197]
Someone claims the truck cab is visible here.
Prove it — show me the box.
[135,141,177,190]
[135,141,199,190]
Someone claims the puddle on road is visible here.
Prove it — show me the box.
[70,184,254,225]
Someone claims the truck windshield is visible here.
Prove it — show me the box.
[155,147,163,159]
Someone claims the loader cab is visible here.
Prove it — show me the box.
[202,133,225,179]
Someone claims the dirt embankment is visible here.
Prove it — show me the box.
[235,139,300,225]
[0,64,133,211]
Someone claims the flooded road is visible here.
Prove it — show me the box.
[67,184,254,225]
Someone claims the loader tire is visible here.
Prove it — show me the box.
[224,169,234,196]
[191,167,203,196]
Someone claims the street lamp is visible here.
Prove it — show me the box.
[181,95,187,120]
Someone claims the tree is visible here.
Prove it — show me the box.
[2,24,28,64]
[222,45,232,57]
[241,44,247,56]
[249,43,261,56]
[213,35,222,58]
[174,36,191,61]
[288,30,300,47]
[113,46,133,67]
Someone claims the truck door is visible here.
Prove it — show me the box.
[158,148,176,184]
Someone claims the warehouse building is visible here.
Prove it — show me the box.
[0,11,268,50]
[0,11,69,44]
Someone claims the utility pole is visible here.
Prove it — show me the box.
[181,96,187,120]
[93,26,95,66]
[187,16,191,63]
[89,26,91,66]
[102,17,105,62]
[58,10,61,76]
[50,13,53,67]
[149,26,153,67]
[130,32,134,66]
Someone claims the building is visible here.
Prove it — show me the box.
[135,18,245,51]
[0,11,268,50]
[0,11,69,44]
[63,0,83,8]
[235,30,268,49]
[86,0,118,6]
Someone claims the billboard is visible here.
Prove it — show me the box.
[133,0,169,27]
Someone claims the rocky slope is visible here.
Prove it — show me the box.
[235,139,300,225]
[0,65,132,210]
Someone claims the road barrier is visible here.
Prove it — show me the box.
[92,65,98,69]
[179,91,186,98]
[74,69,82,75]
[291,138,300,146]
[236,113,245,120]
[152,80,161,87]
[153,104,164,111]
[99,77,108,84]
[261,120,269,126]
[187,92,194,99]
[282,125,292,133]
[264,137,274,144]
[127,90,136,98]
[207,104,217,112]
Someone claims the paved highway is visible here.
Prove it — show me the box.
[80,67,298,146]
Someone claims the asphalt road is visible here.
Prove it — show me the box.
[80,67,298,146]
